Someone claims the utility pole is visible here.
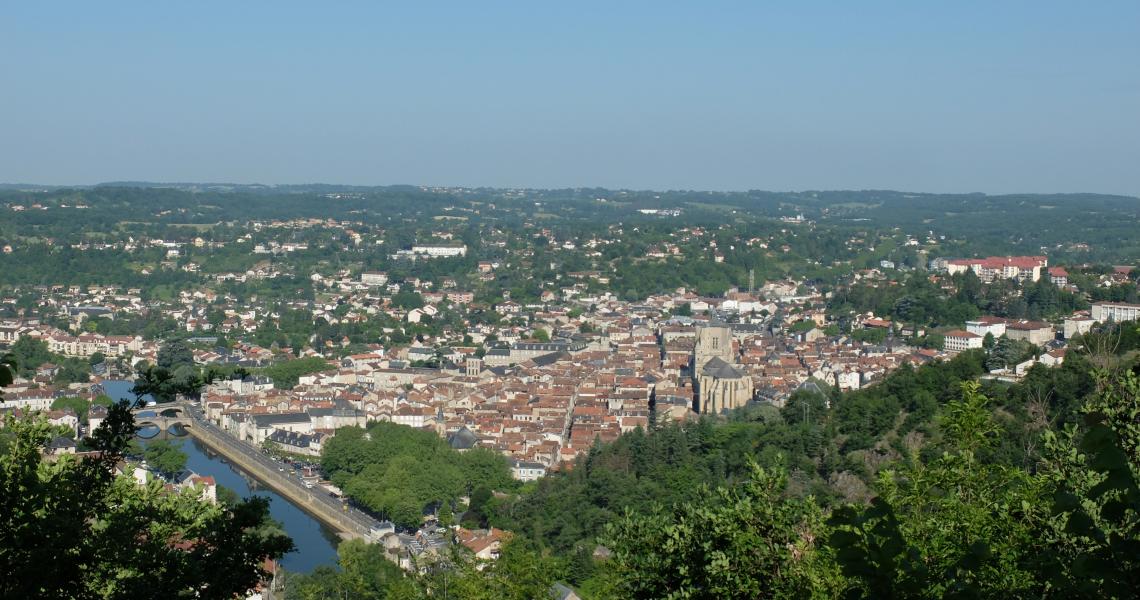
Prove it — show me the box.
[749,268,755,295]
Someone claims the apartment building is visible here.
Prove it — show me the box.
[1091,302,1140,324]
[943,330,983,354]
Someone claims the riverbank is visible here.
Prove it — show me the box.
[170,436,341,573]
[183,418,370,539]
[103,379,342,572]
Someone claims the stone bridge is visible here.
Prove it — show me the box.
[132,404,194,437]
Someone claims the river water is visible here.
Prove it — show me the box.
[101,380,339,573]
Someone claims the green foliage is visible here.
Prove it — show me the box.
[143,438,189,478]
[322,422,513,530]
[156,338,195,371]
[287,538,414,600]
[851,328,887,345]
[132,363,204,403]
[0,353,15,390]
[831,272,1087,329]
[257,356,333,389]
[985,336,1036,371]
[50,396,105,422]
[830,382,1050,597]
[8,336,54,376]
[392,288,425,310]
[0,401,293,598]
[598,460,839,599]
[418,539,561,600]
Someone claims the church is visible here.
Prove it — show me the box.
[692,325,754,414]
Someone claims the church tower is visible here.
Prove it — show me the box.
[692,325,752,414]
[693,325,733,372]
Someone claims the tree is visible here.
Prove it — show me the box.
[459,447,515,493]
[286,538,413,599]
[982,331,996,350]
[598,460,838,599]
[262,439,282,457]
[8,336,52,376]
[419,539,560,600]
[88,351,106,367]
[144,438,188,479]
[258,356,333,389]
[157,339,194,371]
[828,382,1051,597]
[51,396,93,422]
[462,487,493,529]
[0,401,293,598]
[0,353,15,390]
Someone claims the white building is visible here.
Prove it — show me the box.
[360,271,389,286]
[411,244,467,258]
[943,330,983,354]
[1092,302,1140,324]
[965,317,1006,339]
[1063,316,1095,339]
[510,459,547,482]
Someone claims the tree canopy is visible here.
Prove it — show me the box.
[0,401,293,598]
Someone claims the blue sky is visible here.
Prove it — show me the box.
[2,2,1138,194]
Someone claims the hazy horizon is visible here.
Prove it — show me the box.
[2,2,1138,195]
[3,180,1140,200]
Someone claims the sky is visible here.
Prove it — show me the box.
[1,2,1138,195]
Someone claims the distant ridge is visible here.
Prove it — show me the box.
[0,181,1137,200]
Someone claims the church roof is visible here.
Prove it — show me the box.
[447,426,478,450]
[701,356,746,379]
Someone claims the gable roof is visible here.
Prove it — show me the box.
[701,356,746,379]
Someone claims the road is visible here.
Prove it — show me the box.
[179,403,386,536]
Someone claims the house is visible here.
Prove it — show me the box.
[1048,267,1069,287]
[88,404,108,433]
[510,459,547,482]
[46,436,77,456]
[265,429,324,457]
[247,413,312,445]
[457,527,509,560]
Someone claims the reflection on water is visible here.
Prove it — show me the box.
[106,380,339,573]
[172,436,341,572]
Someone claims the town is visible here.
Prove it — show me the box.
[3,185,1140,597]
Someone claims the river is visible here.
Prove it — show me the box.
[100,380,340,573]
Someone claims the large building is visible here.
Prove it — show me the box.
[943,330,983,354]
[965,316,1007,338]
[1005,321,1055,346]
[692,326,753,414]
[1092,302,1140,324]
[411,244,467,258]
[360,271,388,286]
[942,256,1047,283]
[693,326,733,371]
